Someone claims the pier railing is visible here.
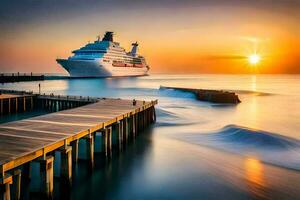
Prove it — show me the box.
[0,89,98,102]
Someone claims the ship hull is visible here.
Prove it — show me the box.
[57,59,149,77]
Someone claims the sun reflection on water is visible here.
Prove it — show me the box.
[245,158,266,198]
[251,75,257,91]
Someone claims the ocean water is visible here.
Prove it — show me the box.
[1,74,300,199]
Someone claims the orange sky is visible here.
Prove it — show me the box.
[0,2,299,74]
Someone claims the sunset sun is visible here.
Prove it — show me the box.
[248,54,261,65]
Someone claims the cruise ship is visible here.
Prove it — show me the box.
[56,32,149,77]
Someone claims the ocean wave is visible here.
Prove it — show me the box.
[207,125,299,149]
[158,87,196,99]
[176,125,300,170]
[155,108,199,126]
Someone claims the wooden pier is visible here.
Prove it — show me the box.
[0,73,45,83]
[0,90,98,115]
[0,92,157,199]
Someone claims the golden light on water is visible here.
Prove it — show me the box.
[245,158,264,185]
[248,54,261,65]
[245,158,266,198]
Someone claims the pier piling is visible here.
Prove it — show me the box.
[12,170,21,200]
[0,100,3,115]
[60,146,72,186]
[0,173,12,200]
[117,121,123,151]
[132,115,136,138]
[106,127,112,157]
[39,156,54,199]
[85,134,94,169]
[101,130,108,156]
[71,140,79,164]
[22,162,31,181]
[123,118,129,144]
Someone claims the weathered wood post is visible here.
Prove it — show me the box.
[146,108,150,126]
[15,98,18,113]
[60,145,72,186]
[22,162,31,181]
[44,99,47,110]
[106,127,112,157]
[0,99,3,115]
[39,156,54,199]
[54,100,57,112]
[153,106,157,122]
[149,106,154,123]
[52,100,55,112]
[23,97,26,112]
[12,170,21,200]
[132,113,138,137]
[101,130,107,156]
[148,109,151,125]
[139,112,142,132]
[49,100,52,111]
[148,108,151,125]
[57,101,60,111]
[71,140,79,163]
[117,121,123,151]
[84,133,94,169]
[30,96,33,110]
[138,112,142,132]
[136,113,139,132]
[0,172,13,200]
[48,99,51,111]
[147,108,151,125]
[143,109,146,130]
[128,116,133,140]
[48,100,51,111]
[123,118,129,144]
[8,99,11,114]
[132,114,136,138]
[144,109,148,127]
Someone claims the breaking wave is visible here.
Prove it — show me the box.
[155,108,198,126]
[204,125,299,149]
[158,87,196,99]
[176,125,300,170]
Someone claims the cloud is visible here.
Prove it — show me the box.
[1,0,299,30]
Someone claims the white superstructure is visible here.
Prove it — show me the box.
[57,32,149,77]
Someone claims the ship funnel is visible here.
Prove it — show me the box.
[131,42,138,56]
[102,31,114,42]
